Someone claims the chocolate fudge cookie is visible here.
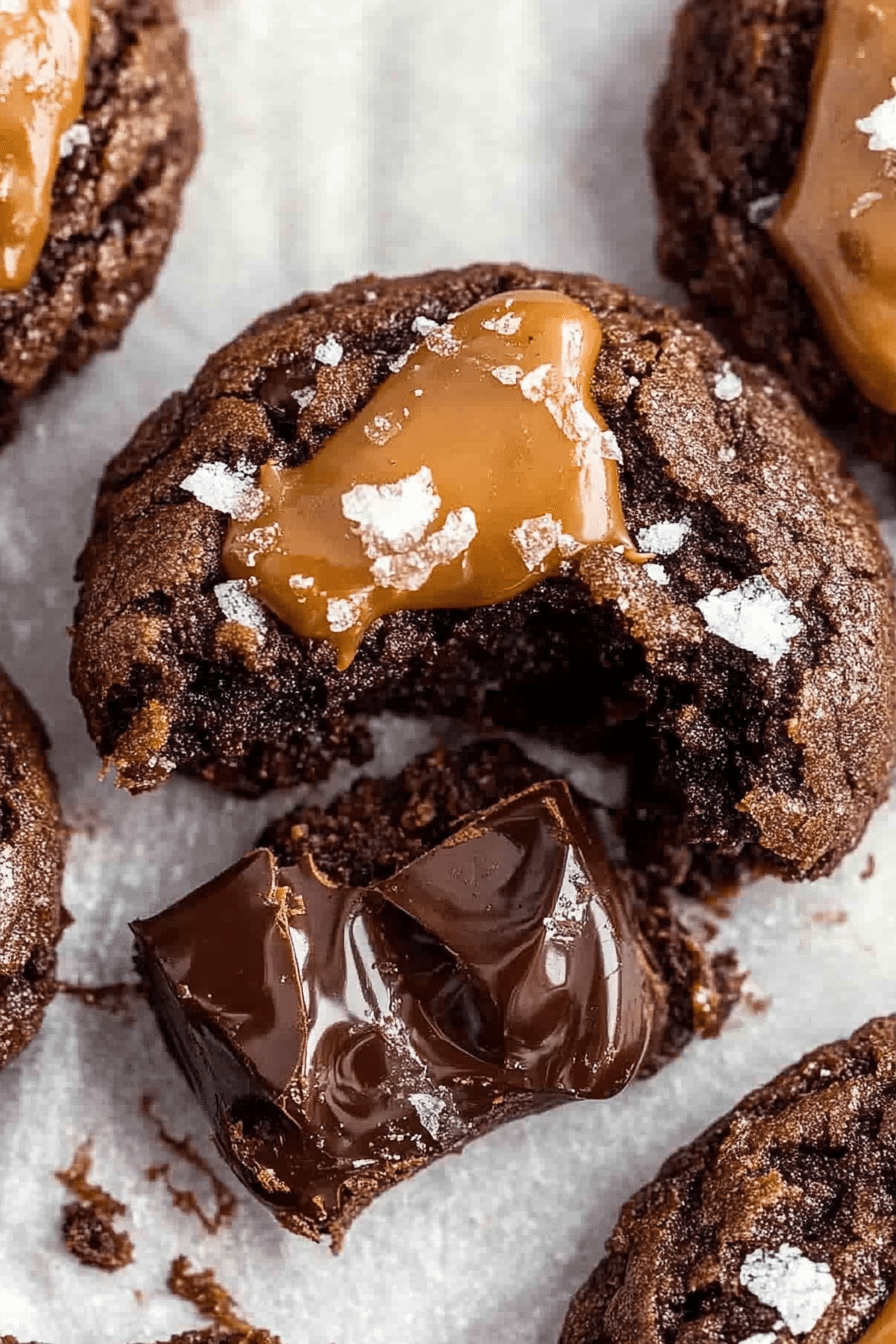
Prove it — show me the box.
[71,264,896,895]
[0,0,200,446]
[0,666,66,1069]
[134,740,738,1247]
[560,1016,896,1344]
[650,0,896,464]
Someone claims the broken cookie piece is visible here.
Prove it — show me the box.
[133,771,706,1248]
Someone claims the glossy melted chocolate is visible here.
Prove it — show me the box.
[223,290,641,669]
[133,782,657,1245]
[0,0,91,291]
[769,0,896,412]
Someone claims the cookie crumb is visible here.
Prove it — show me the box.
[55,1140,134,1271]
[812,908,848,926]
[861,853,876,880]
[168,1255,258,1336]
[142,1096,236,1234]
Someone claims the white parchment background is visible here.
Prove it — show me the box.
[1,2,895,1341]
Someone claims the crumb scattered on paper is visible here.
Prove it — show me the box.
[142,1095,236,1234]
[55,1140,134,1272]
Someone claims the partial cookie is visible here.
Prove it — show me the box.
[0,0,200,445]
[0,666,67,1069]
[134,740,737,1247]
[560,1016,896,1344]
[71,264,896,894]
[650,0,896,464]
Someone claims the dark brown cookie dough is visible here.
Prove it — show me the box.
[649,0,896,465]
[259,738,741,1068]
[70,263,896,893]
[0,666,66,1070]
[560,1016,896,1344]
[0,0,200,446]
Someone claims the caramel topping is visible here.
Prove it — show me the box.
[859,1291,896,1344]
[0,0,91,292]
[768,0,896,413]
[223,290,639,669]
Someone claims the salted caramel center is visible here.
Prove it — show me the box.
[224,290,638,669]
[768,0,896,413]
[858,1290,896,1344]
[0,0,91,292]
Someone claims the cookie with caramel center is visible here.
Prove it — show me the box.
[650,0,896,465]
[0,0,200,446]
[70,263,896,897]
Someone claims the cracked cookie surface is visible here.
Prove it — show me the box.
[560,1016,896,1344]
[70,263,896,892]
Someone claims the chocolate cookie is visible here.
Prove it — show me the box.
[0,666,66,1070]
[70,264,896,895]
[649,0,896,464]
[560,1016,896,1344]
[0,0,200,446]
[134,740,738,1247]
[1,1333,279,1344]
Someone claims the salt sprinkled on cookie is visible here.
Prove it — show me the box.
[214,580,266,638]
[181,459,264,522]
[342,466,441,558]
[739,1243,836,1335]
[636,517,691,556]
[644,563,669,586]
[314,334,343,367]
[696,575,803,665]
[714,363,744,402]
[59,122,90,158]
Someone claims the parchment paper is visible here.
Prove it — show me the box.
[1,2,894,1341]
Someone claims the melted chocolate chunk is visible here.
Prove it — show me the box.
[133,782,658,1246]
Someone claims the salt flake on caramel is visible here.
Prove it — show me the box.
[224,290,641,669]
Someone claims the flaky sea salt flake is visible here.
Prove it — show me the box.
[698,575,800,663]
[482,312,522,335]
[491,364,523,386]
[342,466,441,558]
[326,592,370,634]
[851,190,884,218]
[740,1243,836,1335]
[636,516,692,556]
[856,80,896,151]
[364,414,401,446]
[412,316,439,337]
[59,122,90,157]
[371,508,477,592]
[747,194,781,226]
[425,323,460,357]
[644,563,669,586]
[715,363,743,402]
[314,334,343,367]
[214,581,266,638]
[697,575,802,665]
[181,459,264,522]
